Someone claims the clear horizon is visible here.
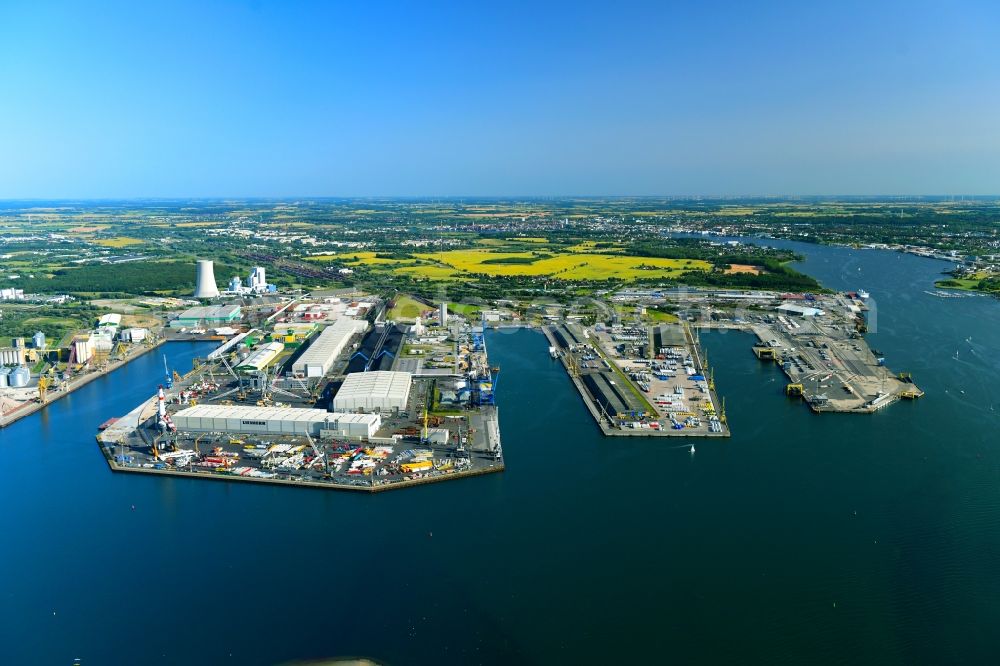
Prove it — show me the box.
[2,0,999,198]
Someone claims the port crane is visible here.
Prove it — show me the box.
[163,353,173,388]
[305,432,328,474]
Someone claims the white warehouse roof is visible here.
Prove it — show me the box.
[176,404,332,425]
[171,404,380,438]
[333,370,412,412]
[777,304,824,317]
[291,318,369,378]
[98,313,122,327]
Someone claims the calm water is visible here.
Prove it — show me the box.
[3,242,1000,665]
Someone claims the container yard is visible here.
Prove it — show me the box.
[545,321,730,438]
[96,296,504,492]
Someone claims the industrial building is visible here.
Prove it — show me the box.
[290,318,368,378]
[271,322,316,342]
[72,335,95,364]
[225,266,272,295]
[332,370,412,412]
[248,266,266,293]
[777,304,825,317]
[2,366,30,388]
[0,347,26,365]
[236,341,284,373]
[171,405,380,438]
[170,304,242,329]
[119,327,148,343]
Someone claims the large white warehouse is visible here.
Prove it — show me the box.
[291,318,369,378]
[776,303,825,317]
[332,370,412,412]
[171,405,380,438]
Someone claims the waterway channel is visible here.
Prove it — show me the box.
[3,240,1000,665]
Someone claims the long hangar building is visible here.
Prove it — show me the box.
[291,318,369,378]
[171,405,380,439]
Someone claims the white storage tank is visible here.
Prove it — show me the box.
[0,367,10,388]
[32,331,46,349]
[9,366,30,388]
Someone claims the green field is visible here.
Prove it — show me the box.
[388,294,429,321]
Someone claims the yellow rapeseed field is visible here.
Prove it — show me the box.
[394,265,464,280]
[304,251,415,266]
[94,237,144,247]
[413,249,710,281]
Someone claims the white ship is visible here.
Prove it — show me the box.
[857,289,870,300]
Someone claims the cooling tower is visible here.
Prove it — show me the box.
[194,260,220,298]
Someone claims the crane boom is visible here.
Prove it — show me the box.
[163,354,173,388]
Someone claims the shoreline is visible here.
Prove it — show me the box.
[0,337,166,429]
[98,445,505,493]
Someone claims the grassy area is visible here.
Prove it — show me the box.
[394,265,463,280]
[388,294,428,321]
[935,278,981,291]
[447,302,481,317]
[647,310,679,323]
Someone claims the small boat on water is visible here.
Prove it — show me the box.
[857,289,870,300]
[689,444,696,455]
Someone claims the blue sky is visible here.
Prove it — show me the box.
[0,0,998,197]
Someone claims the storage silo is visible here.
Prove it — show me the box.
[9,366,30,388]
[32,331,45,349]
[193,260,220,298]
[0,368,10,388]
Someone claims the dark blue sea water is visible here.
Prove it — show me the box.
[3,241,1000,665]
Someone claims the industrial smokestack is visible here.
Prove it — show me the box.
[194,260,220,298]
